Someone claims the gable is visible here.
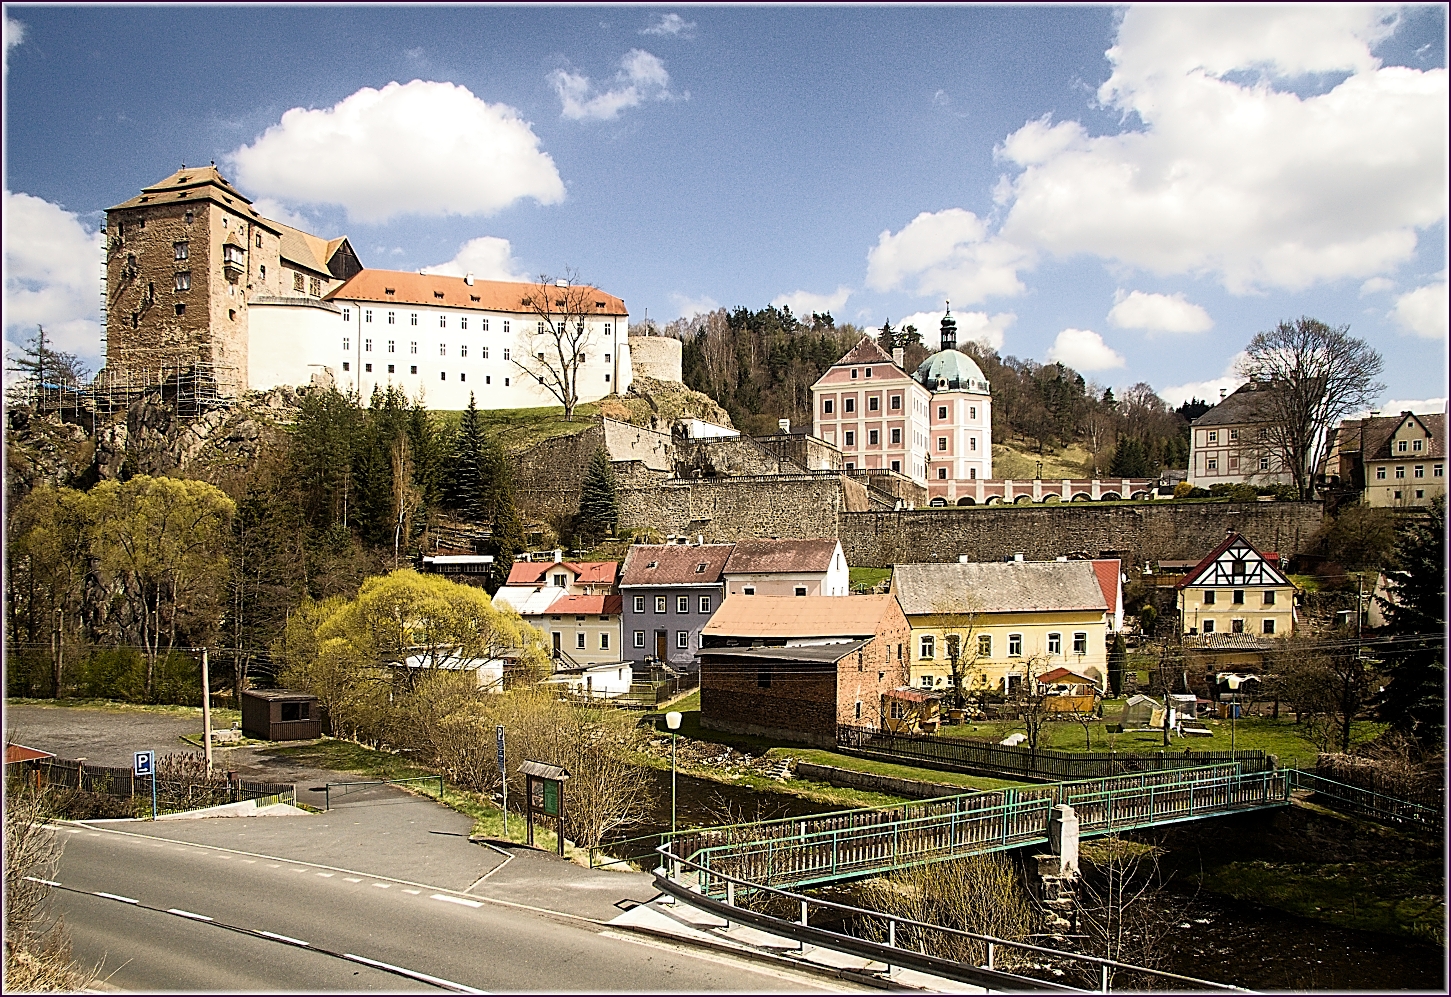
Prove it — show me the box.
[1180,535,1289,588]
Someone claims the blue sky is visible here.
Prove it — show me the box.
[4,5,1447,410]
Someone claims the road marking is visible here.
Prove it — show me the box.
[343,953,488,994]
[167,908,213,922]
[315,872,334,878]
[151,842,165,847]
[241,859,255,863]
[258,930,309,947]
[344,877,362,883]
[431,894,483,908]
[289,868,307,873]
[94,892,138,904]
[403,889,421,894]
[23,876,61,887]
[216,854,231,860]
[371,883,391,889]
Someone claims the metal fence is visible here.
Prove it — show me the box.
[837,723,1272,781]
[1289,769,1442,832]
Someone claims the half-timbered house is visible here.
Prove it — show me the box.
[1175,533,1296,638]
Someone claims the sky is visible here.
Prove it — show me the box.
[3,4,1447,412]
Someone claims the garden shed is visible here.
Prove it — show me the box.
[241,689,322,741]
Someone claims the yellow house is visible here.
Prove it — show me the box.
[890,560,1112,695]
[1176,532,1296,638]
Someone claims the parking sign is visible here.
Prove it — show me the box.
[133,750,155,777]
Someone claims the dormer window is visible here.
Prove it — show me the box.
[647,561,658,569]
[696,562,707,572]
[434,291,445,299]
[385,288,396,295]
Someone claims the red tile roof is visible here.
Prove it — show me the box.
[5,744,54,764]
[505,561,619,587]
[1091,559,1120,614]
[328,270,627,315]
[548,594,622,615]
[703,594,902,638]
[833,336,898,367]
[723,538,839,575]
[620,544,734,586]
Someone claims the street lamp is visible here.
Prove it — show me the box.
[666,711,683,835]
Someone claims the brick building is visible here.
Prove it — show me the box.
[698,594,911,747]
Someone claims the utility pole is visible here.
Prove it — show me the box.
[201,647,213,773]
[52,607,63,699]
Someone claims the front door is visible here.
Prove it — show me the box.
[552,632,561,655]
[655,631,667,660]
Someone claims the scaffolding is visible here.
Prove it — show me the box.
[13,361,237,423]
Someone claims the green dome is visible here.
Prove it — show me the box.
[915,350,990,394]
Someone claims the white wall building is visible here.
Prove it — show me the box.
[249,270,631,409]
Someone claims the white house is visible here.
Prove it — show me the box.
[248,270,632,409]
[721,538,850,598]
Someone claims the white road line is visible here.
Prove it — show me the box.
[94,892,138,904]
[23,876,61,887]
[167,908,213,922]
[403,889,421,894]
[240,859,255,863]
[258,930,309,947]
[343,877,362,883]
[371,883,391,889]
[431,894,483,908]
[316,872,334,877]
[343,953,488,994]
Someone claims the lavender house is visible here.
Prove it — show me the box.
[619,543,734,673]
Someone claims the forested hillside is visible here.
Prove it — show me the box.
[654,305,1200,476]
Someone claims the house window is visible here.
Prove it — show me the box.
[1203,591,1216,605]
[1007,634,1022,657]
[921,674,934,689]
[1413,439,1423,452]
[937,437,947,451]
[1229,456,1239,470]
[655,596,666,613]
[845,431,855,446]
[1208,430,1218,442]
[600,632,610,650]
[794,586,807,596]
[1376,466,1386,479]
[573,632,585,650]
[1435,465,1444,477]
[1231,619,1245,634]
[868,430,879,445]
[757,667,771,689]
[699,595,711,613]
[743,586,755,595]
[174,241,188,260]
[174,271,190,291]
[551,573,567,587]
[1395,490,1403,499]
[869,396,879,411]
[1073,632,1087,654]
[294,272,305,291]
[845,397,856,413]
[1398,439,1408,453]
[633,596,645,614]
[1230,429,1239,441]
[677,631,689,649]
[1263,619,1276,635]
[978,634,991,657]
[1415,466,1424,478]
[891,428,901,444]
[1263,590,1276,606]
[937,468,948,479]
[1047,633,1062,655]
[823,399,834,414]
[309,277,322,296]
[1207,458,1218,471]
[1202,619,1215,633]
[920,635,935,659]
[890,395,901,410]
[1260,457,1270,470]
[677,595,689,613]
[1233,590,1245,604]
[633,630,645,648]
[1232,559,1246,576]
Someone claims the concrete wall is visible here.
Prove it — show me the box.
[838,501,1323,569]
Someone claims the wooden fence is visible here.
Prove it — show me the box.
[16,757,295,810]
[838,724,1272,781]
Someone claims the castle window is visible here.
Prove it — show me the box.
[938,406,947,419]
[482,319,490,331]
[851,368,858,379]
[937,467,947,479]
[868,396,879,411]
[343,338,350,351]
[256,234,262,248]
[890,395,901,410]
[309,277,321,296]
[342,308,350,321]
[868,430,879,445]
[844,397,855,413]
[365,363,372,372]
[460,345,468,357]
[259,265,265,280]
[845,431,855,447]
[441,315,448,328]
[891,428,901,444]
[502,320,510,333]
[440,372,446,380]
[131,313,138,329]
[937,437,947,451]
[343,362,350,371]
[440,344,447,356]
[460,318,467,330]
[435,291,444,299]
[460,373,465,382]
[823,399,834,414]
[387,312,395,325]
[539,322,546,334]
[410,366,417,374]
[410,341,417,354]
[174,271,190,291]
[969,468,976,479]
[388,364,395,373]
[410,313,418,326]
[481,347,488,359]
[174,241,188,261]
[503,349,510,360]
[184,210,193,224]
[970,438,976,451]
[174,303,185,315]
[891,460,900,471]
[294,272,305,292]
[228,309,236,321]
[970,407,976,418]
[365,339,372,352]
[365,310,372,323]
[388,340,395,353]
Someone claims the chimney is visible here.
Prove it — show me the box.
[779,418,791,433]
[553,548,563,563]
[958,554,970,564]
[892,347,904,367]
[464,272,474,286]
[697,534,705,545]
[555,278,569,288]
[1013,552,1025,563]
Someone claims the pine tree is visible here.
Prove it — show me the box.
[877,319,896,353]
[476,430,525,592]
[447,394,487,519]
[577,447,618,543]
[1107,633,1127,697]
[1377,495,1446,741]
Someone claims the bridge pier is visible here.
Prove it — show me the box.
[1032,804,1080,928]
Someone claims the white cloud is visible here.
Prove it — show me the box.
[1046,329,1125,371]
[2,191,104,366]
[894,309,1016,352]
[771,285,851,317]
[5,15,24,76]
[670,292,719,320]
[229,80,565,224]
[641,14,696,38]
[1389,275,1449,338]
[551,49,678,122]
[1359,276,1395,296]
[1349,397,1448,420]
[865,209,1031,304]
[992,6,1446,293]
[1157,352,1250,408]
[1106,289,1212,334]
[422,236,529,283]
[250,197,313,231]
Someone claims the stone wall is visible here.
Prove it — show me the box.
[794,761,964,800]
[618,474,850,540]
[755,432,843,472]
[672,435,799,479]
[838,501,1324,569]
[513,422,605,520]
[627,334,683,382]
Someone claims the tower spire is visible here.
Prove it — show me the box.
[939,300,957,352]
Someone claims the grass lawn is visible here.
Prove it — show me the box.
[7,696,242,728]
[937,707,1387,769]
[850,567,892,592]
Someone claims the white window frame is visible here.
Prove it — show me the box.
[633,595,645,614]
[677,631,689,650]
[655,596,667,614]
[1047,633,1062,655]
[1007,633,1023,657]
[677,595,689,613]
[919,635,935,659]
[699,595,711,613]
[1073,632,1087,655]
[633,630,645,648]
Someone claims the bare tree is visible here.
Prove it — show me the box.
[512,269,607,421]
[1236,318,1384,499]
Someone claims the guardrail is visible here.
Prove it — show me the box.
[1288,769,1442,831]
[308,775,445,811]
[652,845,1249,993]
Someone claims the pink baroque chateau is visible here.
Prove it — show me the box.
[811,309,992,502]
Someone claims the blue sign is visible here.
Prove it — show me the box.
[495,726,506,770]
[133,750,155,777]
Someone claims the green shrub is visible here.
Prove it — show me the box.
[74,648,146,702]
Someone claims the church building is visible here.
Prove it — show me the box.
[811,309,992,500]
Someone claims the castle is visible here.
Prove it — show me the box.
[102,166,633,407]
[811,309,993,502]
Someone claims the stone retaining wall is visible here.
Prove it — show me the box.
[793,761,967,800]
